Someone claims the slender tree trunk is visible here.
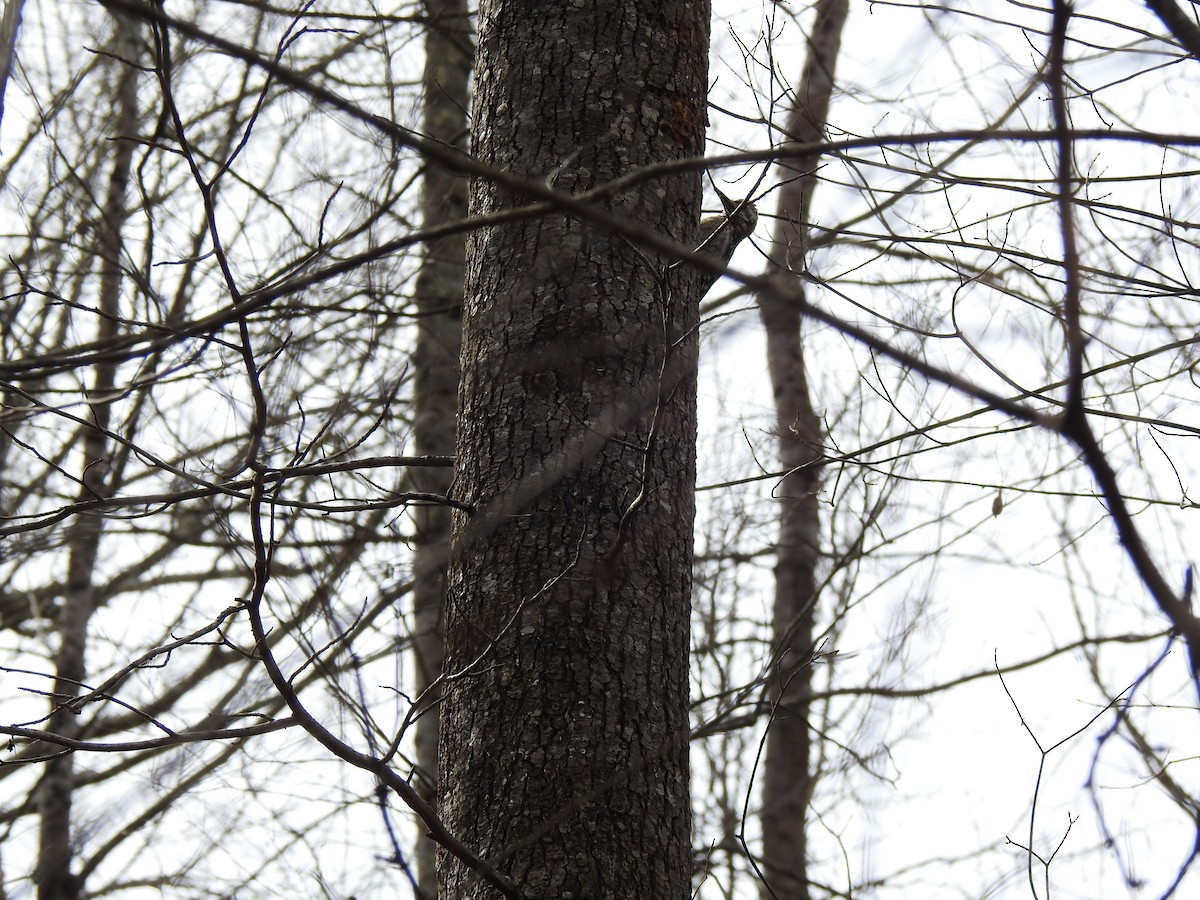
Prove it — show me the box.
[438,1,709,896]
[756,2,849,898]
[410,1,472,894]
[0,0,24,132]
[34,17,141,900]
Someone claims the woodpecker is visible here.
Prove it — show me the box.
[695,188,758,297]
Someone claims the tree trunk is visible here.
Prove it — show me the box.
[34,15,142,900]
[438,1,709,896]
[410,1,472,895]
[0,0,25,132]
[756,1,849,898]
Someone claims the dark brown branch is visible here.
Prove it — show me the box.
[1145,0,1200,58]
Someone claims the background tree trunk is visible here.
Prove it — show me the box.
[756,1,849,897]
[438,1,709,896]
[34,15,142,900]
[410,0,472,894]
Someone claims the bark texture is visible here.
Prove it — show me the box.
[410,0,472,894]
[756,1,849,898]
[438,1,709,897]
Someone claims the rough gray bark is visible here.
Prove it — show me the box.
[410,1,471,894]
[437,1,709,896]
[756,1,849,898]
[33,16,141,900]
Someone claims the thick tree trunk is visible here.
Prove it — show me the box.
[438,1,709,897]
[756,1,849,898]
[410,1,471,895]
[34,17,141,900]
